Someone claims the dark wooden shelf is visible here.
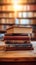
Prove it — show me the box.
[0,24,36,26]
[0,17,36,19]
[0,3,12,5]
[16,17,36,19]
[17,11,36,12]
[16,3,36,5]
[0,17,14,19]
[0,30,6,33]
[0,11,14,13]
[0,23,14,25]
[0,11,36,13]
[0,3,36,5]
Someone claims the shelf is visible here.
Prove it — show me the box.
[15,3,36,5]
[0,24,36,26]
[0,3,36,5]
[0,11,14,13]
[0,3,11,5]
[16,17,36,19]
[0,17,36,19]
[0,24,14,25]
[0,30,6,33]
[0,17,14,19]
[0,11,36,13]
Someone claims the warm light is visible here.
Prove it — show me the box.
[12,0,20,11]
[11,0,21,18]
[13,0,19,11]
[11,0,23,18]
[14,5,21,11]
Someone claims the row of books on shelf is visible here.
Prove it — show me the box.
[0,13,14,18]
[0,0,36,4]
[0,19,14,24]
[0,12,36,18]
[0,19,36,24]
[0,25,11,30]
[0,5,36,11]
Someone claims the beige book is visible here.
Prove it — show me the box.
[6,25,32,34]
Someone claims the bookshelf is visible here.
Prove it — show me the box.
[0,0,36,36]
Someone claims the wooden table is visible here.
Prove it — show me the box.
[0,41,36,65]
[0,51,36,65]
[0,50,36,62]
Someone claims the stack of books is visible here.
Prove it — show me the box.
[4,25,33,51]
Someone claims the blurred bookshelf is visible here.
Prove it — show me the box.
[0,0,36,35]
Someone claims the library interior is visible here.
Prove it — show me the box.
[0,0,36,65]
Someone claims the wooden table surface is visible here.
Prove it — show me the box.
[0,41,36,62]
